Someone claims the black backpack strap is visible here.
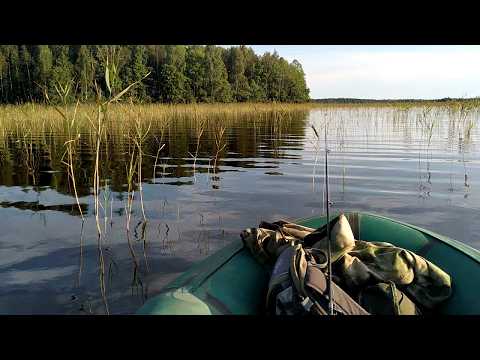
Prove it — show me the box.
[289,243,370,315]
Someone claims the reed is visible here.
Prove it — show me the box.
[212,121,227,172]
[132,115,151,222]
[60,100,84,221]
[124,140,142,284]
[0,102,319,136]
[89,66,152,314]
[90,98,109,314]
[416,105,435,194]
[188,111,206,181]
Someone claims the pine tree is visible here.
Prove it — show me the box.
[145,45,167,100]
[17,46,33,102]
[130,45,150,101]
[158,64,186,103]
[0,49,7,103]
[95,45,130,99]
[157,46,189,102]
[75,45,96,102]
[51,45,74,103]
[1,46,21,103]
[185,46,207,102]
[33,45,53,101]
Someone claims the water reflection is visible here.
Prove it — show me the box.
[0,106,479,314]
[0,200,88,216]
[0,112,307,193]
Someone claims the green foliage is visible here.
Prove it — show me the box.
[158,64,187,103]
[130,45,150,101]
[95,45,130,97]
[158,46,190,103]
[0,51,6,102]
[75,45,96,102]
[203,46,232,102]
[33,45,53,101]
[50,45,74,103]
[19,46,33,101]
[224,47,250,101]
[0,45,310,104]
[185,46,207,102]
[0,46,21,103]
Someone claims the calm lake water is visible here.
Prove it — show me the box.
[0,105,479,314]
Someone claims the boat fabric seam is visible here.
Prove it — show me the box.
[204,292,233,314]
[416,239,435,257]
[194,244,248,291]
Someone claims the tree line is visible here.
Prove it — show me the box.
[0,45,310,104]
[313,98,480,103]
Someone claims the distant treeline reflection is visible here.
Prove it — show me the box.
[0,107,309,199]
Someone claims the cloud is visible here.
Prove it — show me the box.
[301,46,480,98]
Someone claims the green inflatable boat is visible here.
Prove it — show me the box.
[136,212,480,315]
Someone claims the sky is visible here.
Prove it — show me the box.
[246,46,480,100]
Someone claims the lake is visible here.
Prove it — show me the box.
[0,104,479,314]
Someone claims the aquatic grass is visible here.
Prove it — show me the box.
[132,115,151,222]
[416,106,436,196]
[76,220,85,288]
[84,68,152,314]
[212,121,227,173]
[151,146,164,181]
[188,112,206,181]
[90,98,110,315]
[59,100,85,221]
[0,102,320,137]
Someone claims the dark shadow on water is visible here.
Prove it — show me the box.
[0,200,88,216]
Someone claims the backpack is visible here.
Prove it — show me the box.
[266,234,421,315]
[253,213,424,315]
[266,244,370,315]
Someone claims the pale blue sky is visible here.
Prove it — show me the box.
[246,46,480,99]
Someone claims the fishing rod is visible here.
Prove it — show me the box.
[311,123,334,315]
[324,125,334,316]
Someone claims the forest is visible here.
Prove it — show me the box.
[0,45,310,104]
